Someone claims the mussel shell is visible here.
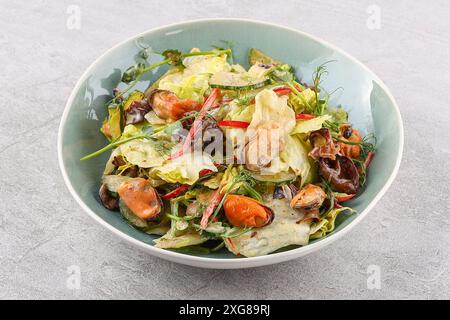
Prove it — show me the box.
[99,184,119,210]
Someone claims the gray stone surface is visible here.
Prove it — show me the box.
[0,0,449,299]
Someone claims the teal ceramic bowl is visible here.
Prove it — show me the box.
[58,19,403,269]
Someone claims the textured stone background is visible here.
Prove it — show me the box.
[0,0,449,299]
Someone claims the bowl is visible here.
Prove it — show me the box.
[58,19,403,269]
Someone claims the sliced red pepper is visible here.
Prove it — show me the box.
[169,89,221,160]
[218,120,250,129]
[224,238,239,255]
[273,87,292,96]
[199,169,214,177]
[161,169,215,200]
[296,113,316,120]
[273,84,304,95]
[364,152,375,169]
[200,188,224,228]
[334,202,343,209]
[161,185,190,200]
[335,194,356,202]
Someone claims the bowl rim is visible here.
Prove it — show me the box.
[58,18,404,269]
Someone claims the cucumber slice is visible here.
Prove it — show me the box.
[119,200,150,230]
[210,71,270,91]
[251,171,297,184]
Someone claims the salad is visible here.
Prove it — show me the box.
[81,46,375,257]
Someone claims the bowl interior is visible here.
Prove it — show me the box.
[60,20,402,260]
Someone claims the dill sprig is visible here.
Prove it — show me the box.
[324,120,340,134]
[266,65,315,111]
[332,133,376,160]
[211,169,261,221]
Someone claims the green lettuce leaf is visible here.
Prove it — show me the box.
[291,114,332,134]
[225,101,255,122]
[159,73,210,102]
[117,125,165,169]
[202,172,224,189]
[250,89,296,135]
[288,88,316,113]
[324,106,348,124]
[309,207,356,239]
[245,89,300,176]
[280,135,311,182]
[158,51,230,102]
[151,153,217,185]
[154,232,207,249]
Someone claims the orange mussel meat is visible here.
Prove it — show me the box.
[338,125,362,159]
[117,178,162,220]
[223,195,274,228]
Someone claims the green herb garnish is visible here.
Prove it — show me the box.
[210,169,261,221]
[80,113,197,161]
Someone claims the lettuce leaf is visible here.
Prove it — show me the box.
[225,101,255,122]
[309,207,356,239]
[159,73,210,102]
[324,106,348,124]
[183,52,230,74]
[250,89,296,135]
[202,173,224,189]
[151,152,217,185]
[158,51,230,102]
[154,232,207,249]
[225,199,311,257]
[117,125,166,168]
[245,90,298,176]
[144,110,167,125]
[291,114,332,135]
[119,139,166,168]
[288,88,316,113]
[280,135,311,182]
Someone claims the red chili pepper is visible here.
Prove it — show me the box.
[296,113,316,120]
[273,87,292,96]
[200,188,224,228]
[335,194,356,202]
[224,238,239,255]
[199,169,214,177]
[364,152,375,169]
[169,89,221,160]
[334,202,343,209]
[161,185,190,200]
[218,120,250,128]
[161,169,214,200]
[273,84,304,96]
